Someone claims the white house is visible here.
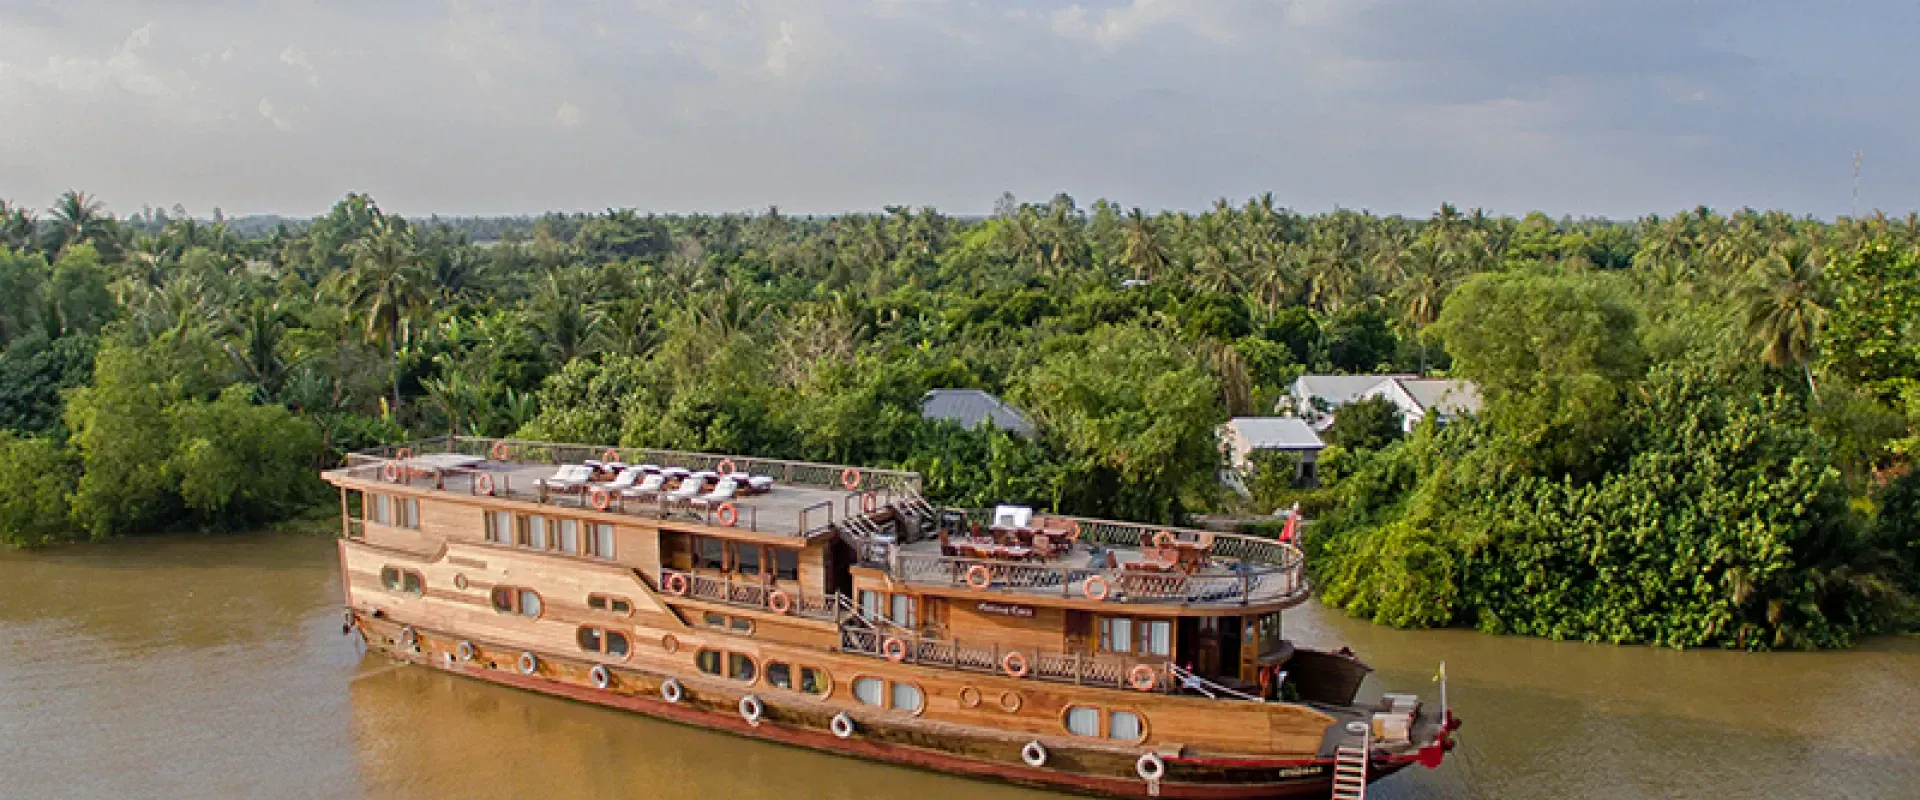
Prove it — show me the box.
[1358,378,1482,432]
[1219,417,1325,482]
[1280,374,1481,433]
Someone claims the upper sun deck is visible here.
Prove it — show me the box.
[323,435,919,539]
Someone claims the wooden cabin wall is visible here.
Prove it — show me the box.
[947,602,1068,654]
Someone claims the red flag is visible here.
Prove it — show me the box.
[1278,502,1300,543]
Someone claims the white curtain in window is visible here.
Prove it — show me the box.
[1109,711,1142,741]
[592,524,615,558]
[1065,706,1100,737]
[372,495,390,525]
[891,683,923,712]
[519,591,542,617]
[526,516,549,549]
[859,591,881,619]
[853,677,884,706]
[1102,618,1133,652]
[890,595,914,627]
[402,499,419,528]
[557,519,580,554]
[489,512,513,543]
[1142,621,1172,656]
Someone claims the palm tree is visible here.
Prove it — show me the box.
[1742,244,1827,401]
[46,190,108,255]
[225,299,293,398]
[0,199,36,252]
[342,216,430,411]
[531,270,605,362]
[1120,208,1166,282]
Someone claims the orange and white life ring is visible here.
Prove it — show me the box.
[381,461,401,483]
[602,447,621,464]
[716,502,739,527]
[663,572,690,596]
[840,467,862,490]
[1084,575,1112,601]
[490,441,511,461]
[716,458,736,475]
[395,447,413,462]
[883,637,909,663]
[767,590,793,615]
[1065,519,1082,542]
[474,472,495,496]
[861,492,878,513]
[1002,651,1029,679]
[589,486,613,511]
[1152,530,1177,549]
[1129,664,1158,692]
[965,564,993,590]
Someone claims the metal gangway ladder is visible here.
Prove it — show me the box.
[1331,721,1370,800]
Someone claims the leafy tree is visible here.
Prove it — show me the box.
[1322,308,1397,372]
[47,245,115,337]
[0,434,80,547]
[1325,395,1404,452]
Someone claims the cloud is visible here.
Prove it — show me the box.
[0,0,1913,218]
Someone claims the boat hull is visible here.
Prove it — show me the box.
[351,614,1415,799]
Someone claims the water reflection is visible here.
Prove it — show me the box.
[2,533,1918,800]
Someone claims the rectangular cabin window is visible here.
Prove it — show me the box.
[889,595,915,628]
[727,653,757,682]
[773,549,799,581]
[1100,618,1134,653]
[734,544,761,577]
[610,598,632,615]
[1109,711,1143,741]
[398,498,420,529]
[704,612,727,628]
[695,537,726,571]
[589,524,616,559]
[556,519,580,554]
[1139,621,1172,656]
[858,590,881,620]
[696,650,722,676]
[486,511,513,544]
[371,495,391,525]
[799,667,828,695]
[605,631,629,657]
[853,677,884,706]
[523,515,549,550]
[1065,706,1100,737]
[578,626,603,653]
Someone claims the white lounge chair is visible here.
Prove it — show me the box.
[691,478,738,508]
[604,467,643,492]
[621,472,666,500]
[538,464,592,493]
[746,476,775,494]
[664,478,705,502]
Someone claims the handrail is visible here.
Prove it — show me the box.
[889,552,1306,607]
[656,568,842,622]
[950,508,1305,570]
[1168,663,1264,702]
[839,626,1172,691]
[348,436,923,494]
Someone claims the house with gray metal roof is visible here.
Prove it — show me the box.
[920,389,1036,437]
[1220,417,1325,482]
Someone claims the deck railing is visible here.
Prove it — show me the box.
[839,625,1166,691]
[657,568,844,623]
[354,435,922,494]
[889,551,1305,607]
[951,508,1305,570]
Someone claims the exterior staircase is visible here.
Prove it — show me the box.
[835,512,894,566]
[1331,722,1370,800]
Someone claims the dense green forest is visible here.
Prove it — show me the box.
[0,189,1915,650]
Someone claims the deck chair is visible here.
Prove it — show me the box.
[620,472,666,500]
[604,467,643,492]
[665,477,705,502]
[691,478,738,508]
[537,464,591,493]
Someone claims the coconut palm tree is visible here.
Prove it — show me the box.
[1742,243,1828,401]
[46,190,108,255]
[0,199,36,252]
[1120,208,1166,282]
[342,216,431,411]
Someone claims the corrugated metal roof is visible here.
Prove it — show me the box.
[1397,379,1481,415]
[1293,375,1405,406]
[1227,417,1324,450]
[921,389,1036,437]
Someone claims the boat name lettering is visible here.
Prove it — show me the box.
[1274,766,1321,779]
[975,602,1035,618]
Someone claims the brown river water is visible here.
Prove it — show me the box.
[3,533,1918,799]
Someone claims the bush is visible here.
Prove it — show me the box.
[0,434,80,547]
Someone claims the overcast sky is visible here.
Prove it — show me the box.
[0,0,1911,219]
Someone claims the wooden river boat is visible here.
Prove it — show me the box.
[329,436,1459,798]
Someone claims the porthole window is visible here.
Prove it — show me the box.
[1109,711,1144,742]
[727,653,757,683]
[799,667,829,696]
[588,594,634,617]
[696,650,723,676]
[890,682,924,713]
[765,664,830,695]
[767,662,793,690]
[577,626,631,658]
[853,677,884,706]
[380,566,424,596]
[1065,706,1101,737]
[490,586,542,617]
